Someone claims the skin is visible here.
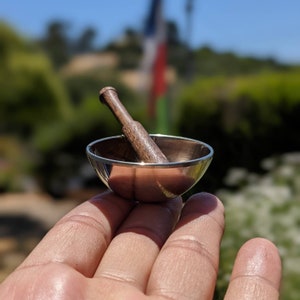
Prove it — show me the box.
[0,192,281,299]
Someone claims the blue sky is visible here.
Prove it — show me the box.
[1,0,300,64]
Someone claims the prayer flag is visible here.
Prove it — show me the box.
[142,0,168,133]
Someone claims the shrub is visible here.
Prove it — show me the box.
[176,70,300,191]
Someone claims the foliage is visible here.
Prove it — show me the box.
[216,152,300,299]
[0,22,74,191]
[0,22,146,194]
[62,72,143,143]
[193,46,288,76]
[37,21,71,69]
[37,20,98,69]
[0,22,72,138]
[176,70,300,191]
[105,28,142,70]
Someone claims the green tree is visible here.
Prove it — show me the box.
[74,27,97,54]
[0,22,72,138]
[193,46,288,76]
[0,22,72,191]
[105,27,142,69]
[38,21,71,69]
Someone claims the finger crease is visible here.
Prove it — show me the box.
[230,274,280,291]
[98,271,140,287]
[16,261,74,274]
[56,214,110,247]
[163,236,218,274]
[149,287,197,300]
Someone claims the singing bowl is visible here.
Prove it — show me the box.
[86,134,213,202]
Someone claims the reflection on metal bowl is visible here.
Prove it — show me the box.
[86,134,213,202]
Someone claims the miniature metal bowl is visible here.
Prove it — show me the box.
[86,134,213,202]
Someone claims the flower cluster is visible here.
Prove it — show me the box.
[216,152,300,299]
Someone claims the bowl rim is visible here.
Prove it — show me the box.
[86,134,214,167]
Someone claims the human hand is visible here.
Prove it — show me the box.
[0,192,281,299]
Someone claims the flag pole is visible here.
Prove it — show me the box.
[185,0,195,82]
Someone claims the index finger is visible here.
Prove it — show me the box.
[18,191,134,277]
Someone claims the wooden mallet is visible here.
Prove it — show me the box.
[99,86,168,164]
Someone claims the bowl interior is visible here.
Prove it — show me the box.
[88,134,213,165]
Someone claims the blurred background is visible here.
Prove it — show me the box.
[1,0,300,298]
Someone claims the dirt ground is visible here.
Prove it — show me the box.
[0,190,102,282]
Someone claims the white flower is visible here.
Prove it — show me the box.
[218,151,300,297]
